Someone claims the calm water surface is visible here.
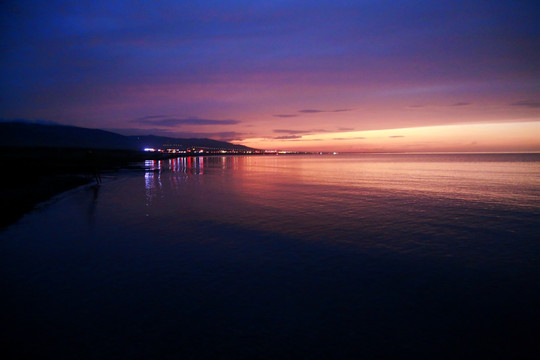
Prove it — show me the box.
[2,154,539,359]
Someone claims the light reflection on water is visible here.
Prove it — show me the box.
[2,153,539,359]
[135,154,539,257]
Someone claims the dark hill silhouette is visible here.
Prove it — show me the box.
[0,122,255,151]
[0,122,137,150]
[0,121,258,228]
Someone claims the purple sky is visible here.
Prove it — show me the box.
[1,0,539,151]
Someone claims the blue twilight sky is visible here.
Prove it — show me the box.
[1,0,539,151]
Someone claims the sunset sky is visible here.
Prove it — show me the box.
[1,0,539,152]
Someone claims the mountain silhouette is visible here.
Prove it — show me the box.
[0,122,254,151]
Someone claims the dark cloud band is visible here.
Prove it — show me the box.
[133,116,241,127]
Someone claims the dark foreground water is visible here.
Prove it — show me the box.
[2,154,539,359]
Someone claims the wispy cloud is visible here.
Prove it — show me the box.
[139,115,168,120]
[106,127,177,137]
[450,102,471,107]
[389,135,404,138]
[298,109,352,113]
[275,135,303,140]
[110,127,248,141]
[178,131,248,141]
[274,129,308,134]
[333,137,366,140]
[0,118,60,125]
[510,100,540,108]
[132,115,241,127]
[273,128,330,135]
[208,131,247,141]
[273,114,299,118]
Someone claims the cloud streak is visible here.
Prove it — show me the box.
[111,127,248,141]
[274,135,303,140]
[333,137,366,140]
[298,109,352,114]
[510,100,540,108]
[0,118,60,125]
[273,129,308,134]
[273,128,331,136]
[132,116,241,127]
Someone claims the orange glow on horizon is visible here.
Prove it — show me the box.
[236,121,540,153]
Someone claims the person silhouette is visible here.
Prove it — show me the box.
[86,150,102,184]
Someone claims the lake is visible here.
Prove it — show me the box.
[2,153,539,359]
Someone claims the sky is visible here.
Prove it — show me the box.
[1,0,539,152]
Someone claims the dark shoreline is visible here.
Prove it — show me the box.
[0,147,173,229]
[0,147,312,228]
